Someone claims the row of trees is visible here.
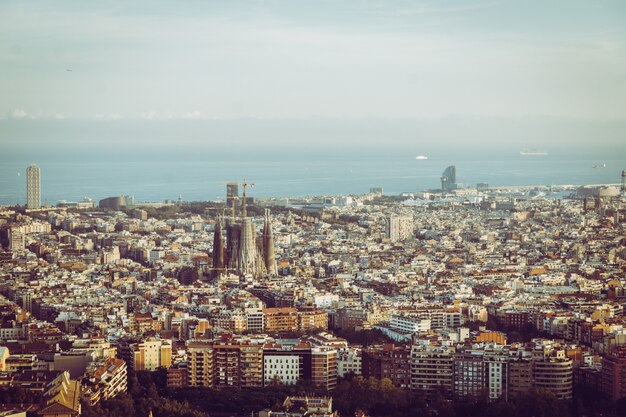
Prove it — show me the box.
[333,376,626,417]
[82,371,207,417]
[82,371,626,417]
[333,376,572,417]
[333,327,391,346]
[83,370,318,417]
[4,371,626,417]
[0,386,41,405]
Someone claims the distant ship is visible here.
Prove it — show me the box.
[415,155,428,160]
[592,163,606,169]
[520,149,548,156]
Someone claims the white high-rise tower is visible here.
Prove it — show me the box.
[26,164,41,209]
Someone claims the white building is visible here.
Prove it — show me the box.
[314,293,340,309]
[386,215,414,242]
[101,246,120,264]
[149,248,165,264]
[245,308,264,333]
[485,356,508,400]
[132,338,172,371]
[390,315,431,334]
[336,346,362,377]
[264,355,301,385]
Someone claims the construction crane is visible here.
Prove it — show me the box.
[229,196,239,222]
[240,178,255,218]
[223,179,255,219]
[223,178,255,219]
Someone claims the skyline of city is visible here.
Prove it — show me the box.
[1,1,626,416]
[1,169,625,416]
[5,159,626,209]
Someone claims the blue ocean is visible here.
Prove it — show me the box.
[2,154,624,206]
[1,119,624,205]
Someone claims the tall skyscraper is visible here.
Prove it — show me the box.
[440,165,457,191]
[26,164,41,209]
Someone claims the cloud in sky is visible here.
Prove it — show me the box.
[11,109,28,119]
[184,110,202,119]
[0,0,625,120]
[140,111,158,120]
[94,113,121,120]
[6,109,67,120]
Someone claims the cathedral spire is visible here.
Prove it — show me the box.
[263,209,277,276]
[238,218,257,277]
[211,215,225,278]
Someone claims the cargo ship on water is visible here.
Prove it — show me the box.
[520,149,548,156]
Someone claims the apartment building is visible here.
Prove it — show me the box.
[410,345,454,396]
[264,308,298,333]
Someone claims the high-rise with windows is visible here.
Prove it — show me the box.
[440,165,457,191]
[386,215,414,242]
[26,164,41,209]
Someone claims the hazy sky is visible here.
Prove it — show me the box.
[1,0,626,121]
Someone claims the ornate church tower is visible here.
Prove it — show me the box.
[211,217,225,277]
[238,218,257,276]
[262,209,278,276]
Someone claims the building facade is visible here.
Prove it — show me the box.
[386,215,414,242]
[26,164,41,209]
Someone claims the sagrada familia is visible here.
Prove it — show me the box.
[211,209,277,278]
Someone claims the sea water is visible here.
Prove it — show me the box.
[1,119,624,205]
[1,153,624,205]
